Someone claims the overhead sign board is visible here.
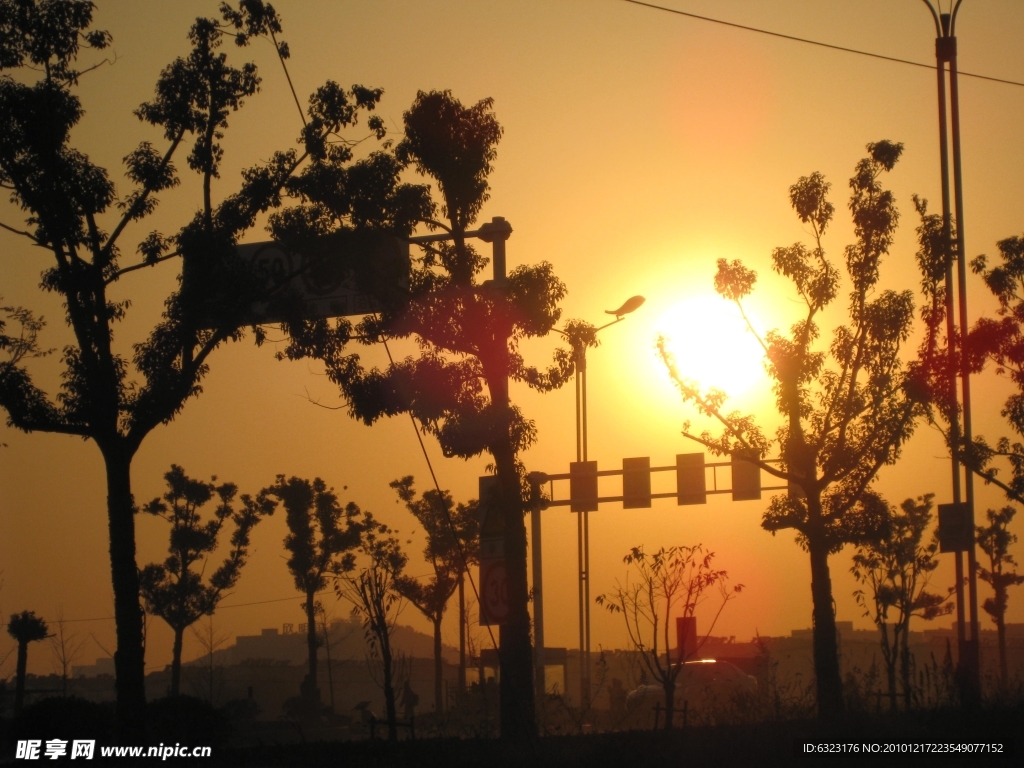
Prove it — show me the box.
[202,233,410,327]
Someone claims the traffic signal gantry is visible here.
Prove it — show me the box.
[479,451,794,704]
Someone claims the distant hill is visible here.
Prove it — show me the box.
[180,617,460,669]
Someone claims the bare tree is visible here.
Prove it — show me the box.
[49,608,86,697]
[851,494,952,711]
[188,614,230,705]
[335,512,408,741]
[315,601,355,715]
[597,545,741,730]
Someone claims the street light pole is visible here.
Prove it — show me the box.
[559,295,645,712]
[923,0,981,704]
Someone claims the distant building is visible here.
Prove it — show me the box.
[68,619,461,719]
[70,656,115,678]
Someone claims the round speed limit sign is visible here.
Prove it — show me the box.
[481,560,509,624]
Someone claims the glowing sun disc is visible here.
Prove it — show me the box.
[657,295,767,397]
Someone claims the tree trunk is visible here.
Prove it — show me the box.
[302,590,320,712]
[381,632,397,741]
[662,678,676,731]
[899,619,913,711]
[104,448,147,737]
[458,573,467,697]
[879,623,897,711]
[808,537,844,719]
[14,641,28,716]
[433,614,444,714]
[322,615,335,713]
[996,600,1007,685]
[492,439,536,739]
[171,626,184,697]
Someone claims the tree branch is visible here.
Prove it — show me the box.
[105,250,182,284]
[0,221,42,245]
[104,130,185,259]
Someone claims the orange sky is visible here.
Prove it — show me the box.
[2,0,1023,677]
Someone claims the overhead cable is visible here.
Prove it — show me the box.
[623,0,1024,88]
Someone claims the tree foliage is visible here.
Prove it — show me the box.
[262,475,361,717]
[279,90,577,737]
[951,236,1024,503]
[975,506,1024,684]
[390,475,478,713]
[851,494,952,711]
[139,464,271,696]
[596,545,739,730]
[658,141,933,719]
[6,610,48,715]
[0,0,393,733]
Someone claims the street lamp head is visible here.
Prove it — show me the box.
[605,295,645,319]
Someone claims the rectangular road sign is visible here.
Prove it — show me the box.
[731,451,762,501]
[676,453,706,505]
[212,232,409,326]
[477,474,507,625]
[570,461,598,512]
[623,457,651,508]
[938,502,973,553]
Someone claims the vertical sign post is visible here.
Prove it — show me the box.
[478,476,508,626]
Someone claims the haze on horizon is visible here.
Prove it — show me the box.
[2,0,1023,678]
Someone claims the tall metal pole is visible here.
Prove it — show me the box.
[479,215,537,735]
[947,10,982,698]
[529,474,545,703]
[574,343,589,712]
[564,297,644,714]
[925,0,981,703]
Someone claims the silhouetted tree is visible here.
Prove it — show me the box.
[315,602,350,714]
[189,613,230,704]
[390,475,478,713]
[596,545,740,730]
[49,608,85,698]
[975,506,1024,684]
[851,494,952,711]
[659,142,935,719]
[0,1,389,734]
[139,465,271,696]
[335,511,408,741]
[281,90,575,738]
[941,235,1024,503]
[262,475,360,718]
[7,611,48,715]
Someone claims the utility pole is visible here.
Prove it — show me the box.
[924,0,981,704]
[409,216,536,736]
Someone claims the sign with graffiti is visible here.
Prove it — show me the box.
[207,233,409,327]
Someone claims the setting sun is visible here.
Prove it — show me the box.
[656,294,768,398]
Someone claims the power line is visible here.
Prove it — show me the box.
[218,593,322,609]
[622,0,1024,88]
[54,593,316,622]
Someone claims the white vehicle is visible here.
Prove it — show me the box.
[625,659,757,715]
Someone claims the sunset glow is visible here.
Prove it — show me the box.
[656,294,768,399]
[2,2,1022,730]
